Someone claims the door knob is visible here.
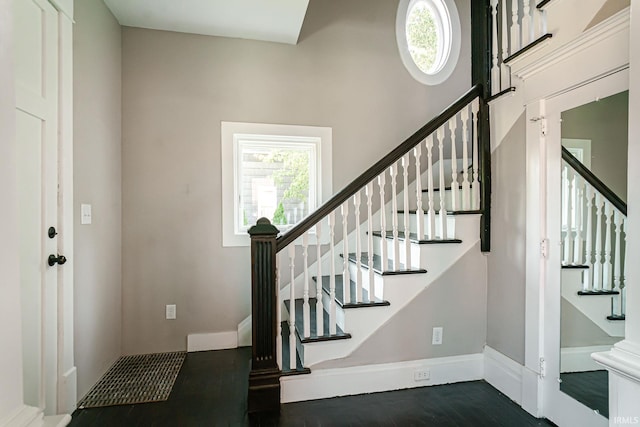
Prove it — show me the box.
[48,254,67,266]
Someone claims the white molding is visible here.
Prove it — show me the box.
[237,316,251,347]
[187,332,238,352]
[593,340,640,386]
[281,353,483,403]
[483,346,523,405]
[561,345,614,373]
[58,367,76,415]
[513,7,630,81]
[0,405,70,427]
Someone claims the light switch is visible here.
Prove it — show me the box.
[81,204,92,225]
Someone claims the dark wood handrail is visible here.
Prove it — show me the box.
[276,84,483,251]
[562,146,627,216]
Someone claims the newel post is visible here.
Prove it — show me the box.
[247,218,281,413]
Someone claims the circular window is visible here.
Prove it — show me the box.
[396,0,461,85]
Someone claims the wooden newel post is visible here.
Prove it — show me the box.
[248,218,281,413]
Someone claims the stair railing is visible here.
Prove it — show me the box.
[247,84,490,412]
[490,0,553,96]
[561,147,627,319]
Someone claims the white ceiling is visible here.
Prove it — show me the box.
[103,0,310,45]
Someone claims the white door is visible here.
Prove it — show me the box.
[541,70,628,426]
[14,0,62,415]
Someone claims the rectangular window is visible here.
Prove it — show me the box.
[222,122,332,246]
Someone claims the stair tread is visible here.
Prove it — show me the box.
[280,321,311,376]
[421,185,463,192]
[577,290,620,296]
[562,264,589,269]
[607,314,626,321]
[283,299,351,343]
[341,252,427,275]
[398,209,482,216]
[371,230,462,244]
[312,275,390,308]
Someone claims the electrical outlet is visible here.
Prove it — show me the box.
[166,304,176,320]
[432,327,443,345]
[414,369,430,381]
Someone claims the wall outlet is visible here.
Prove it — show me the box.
[166,304,176,320]
[414,369,430,381]
[432,327,443,345]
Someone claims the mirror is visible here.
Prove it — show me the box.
[559,90,629,418]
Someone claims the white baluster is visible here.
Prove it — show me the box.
[328,211,337,335]
[449,117,459,212]
[378,173,388,273]
[461,106,471,210]
[522,0,532,47]
[366,182,375,301]
[402,154,412,267]
[573,175,583,265]
[354,192,364,301]
[436,127,448,239]
[563,166,573,265]
[621,217,627,316]
[341,202,351,305]
[532,1,542,40]
[613,210,623,314]
[603,202,613,291]
[414,145,425,240]
[472,100,480,210]
[501,0,510,87]
[315,221,324,337]
[276,256,282,369]
[302,233,310,338]
[288,244,296,369]
[511,0,521,54]
[593,193,604,291]
[584,186,595,292]
[425,136,436,239]
[491,0,500,94]
[390,164,400,269]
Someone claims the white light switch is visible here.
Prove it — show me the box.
[81,204,92,225]
[166,304,176,320]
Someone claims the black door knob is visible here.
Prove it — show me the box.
[48,254,67,266]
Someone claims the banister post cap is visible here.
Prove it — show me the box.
[248,218,280,237]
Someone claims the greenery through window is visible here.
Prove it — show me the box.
[406,2,440,74]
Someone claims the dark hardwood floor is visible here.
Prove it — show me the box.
[560,370,608,418]
[69,348,555,426]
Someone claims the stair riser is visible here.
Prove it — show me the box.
[346,262,385,300]
[397,213,457,240]
[321,291,346,331]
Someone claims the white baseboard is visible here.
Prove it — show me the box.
[281,353,484,403]
[483,346,524,405]
[561,345,613,373]
[187,332,237,352]
[0,405,70,427]
[59,366,77,414]
[237,316,251,347]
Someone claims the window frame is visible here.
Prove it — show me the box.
[221,122,332,247]
[396,0,461,86]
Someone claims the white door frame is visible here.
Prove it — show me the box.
[525,69,628,426]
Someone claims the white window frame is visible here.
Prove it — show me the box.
[221,122,332,247]
[396,0,461,86]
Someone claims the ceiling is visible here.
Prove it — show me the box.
[103,0,310,45]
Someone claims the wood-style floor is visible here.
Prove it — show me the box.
[69,348,555,426]
[560,370,608,418]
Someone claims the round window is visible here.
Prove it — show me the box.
[396,0,461,85]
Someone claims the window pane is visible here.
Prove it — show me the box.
[406,2,440,74]
[238,142,314,231]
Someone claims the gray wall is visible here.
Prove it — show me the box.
[586,0,630,30]
[487,113,527,364]
[120,0,471,354]
[561,91,628,202]
[314,245,487,369]
[560,298,620,348]
[73,0,123,398]
[0,0,24,416]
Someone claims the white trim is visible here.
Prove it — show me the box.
[483,346,523,405]
[513,7,630,81]
[237,316,251,347]
[561,345,614,373]
[281,353,483,403]
[593,340,640,386]
[187,332,238,352]
[220,122,332,247]
[0,405,70,427]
